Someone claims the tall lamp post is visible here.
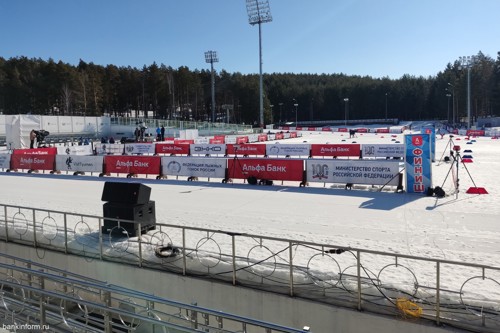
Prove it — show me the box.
[278,102,283,124]
[246,0,272,128]
[459,56,476,129]
[385,93,388,121]
[205,50,219,123]
[447,83,455,125]
[446,93,452,124]
[294,101,298,125]
[343,98,349,126]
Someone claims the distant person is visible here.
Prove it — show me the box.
[134,127,140,142]
[160,125,165,141]
[156,126,161,141]
[29,129,36,149]
[109,137,115,144]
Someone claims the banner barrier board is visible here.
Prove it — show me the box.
[227,144,266,156]
[422,127,436,162]
[162,156,226,178]
[124,143,155,155]
[155,143,190,155]
[104,155,161,175]
[11,154,55,170]
[266,144,310,157]
[190,144,226,156]
[376,128,390,133]
[13,147,57,155]
[57,145,93,156]
[174,139,195,145]
[0,154,11,169]
[267,134,276,141]
[361,144,405,158]
[310,144,361,158]
[95,143,124,155]
[306,159,402,186]
[209,138,225,144]
[405,134,432,193]
[466,129,485,137]
[228,158,303,181]
[56,155,104,173]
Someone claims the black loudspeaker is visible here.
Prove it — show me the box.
[101,182,151,204]
[434,186,446,198]
[102,201,156,237]
[247,176,258,185]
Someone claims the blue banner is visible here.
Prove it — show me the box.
[421,127,436,162]
[405,134,432,193]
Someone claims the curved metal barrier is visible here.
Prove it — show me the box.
[1,203,499,332]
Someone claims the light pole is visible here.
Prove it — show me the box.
[343,98,349,126]
[447,83,455,125]
[205,50,219,123]
[246,0,272,128]
[385,93,388,121]
[278,102,283,124]
[270,104,274,124]
[294,102,298,125]
[459,56,476,129]
[446,93,451,124]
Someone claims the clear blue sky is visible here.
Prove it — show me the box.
[1,0,499,79]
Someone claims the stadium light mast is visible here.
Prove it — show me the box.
[459,55,476,129]
[205,50,219,123]
[246,0,273,128]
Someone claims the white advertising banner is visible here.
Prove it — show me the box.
[95,143,125,155]
[57,145,93,156]
[361,144,405,158]
[0,154,11,169]
[162,156,226,178]
[225,136,237,144]
[56,155,104,173]
[123,143,155,155]
[267,134,276,141]
[247,134,259,143]
[266,144,310,157]
[190,144,226,156]
[306,160,402,186]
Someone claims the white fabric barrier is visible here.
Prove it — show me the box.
[361,144,404,158]
[247,134,259,143]
[266,144,310,157]
[306,159,402,186]
[0,154,11,170]
[190,144,226,156]
[225,136,237,144]
[56,145,93,156]
[94,143,124,155]
[55,155,104,173]
[162,156,226,178]
[123,143,155,155]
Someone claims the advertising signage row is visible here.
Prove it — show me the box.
[2,153,403,187]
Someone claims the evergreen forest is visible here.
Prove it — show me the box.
[0,51,499,125]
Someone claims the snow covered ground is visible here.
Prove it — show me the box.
[1,124,500,330]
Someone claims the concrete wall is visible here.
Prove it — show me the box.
[0,242,460,333]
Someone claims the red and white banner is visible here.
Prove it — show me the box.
[227,144,266,156]
[11,154,55,170]
[104,155,161,175]
[12,147,57,155]
[190,144,226,156]
[258,134,268,142]
[356,128,369,133]
[56,155,104,173]
[123,143,155,155]
[228,158,303,181]
[466,129,485,137]
[95,143,124,155]
[361,144,405,158]
[310,144,360,157]
[306,159,402,186]
[338,128,348,132]
[162,156,226,178]
[376,128,390,133]
[155,143,190,155]
[209,138,225,144]
[174,139,195,145]
[266,144,310,157]
[213,135,226,142]
[0,154,11,169]
[236,136,249,144]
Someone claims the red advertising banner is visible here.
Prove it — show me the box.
[104,155,161,175]
[209,138,225,144]
[228,158,303,181]
[466,129,485,137]
[11,154,55,170]
[321,127,332,132]
[338,128,348,132]
[12,147,57,155]
[356,128,369,133]
[214,135,226,141]
[236,136,249,144]
[307,127,316,131]
[258,134,268,142]
[282,126,290,131]
[295,126,303,130]
[376,128,390,133]
[227,144,266,156]
[310,144,361,157]
[174,139,195,144]
[290,132,297,138]
[155,143,191,155]
[275,133,284,140]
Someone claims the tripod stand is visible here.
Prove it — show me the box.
[439,136,483,198]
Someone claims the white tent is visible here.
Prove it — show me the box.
[4,114,41,149]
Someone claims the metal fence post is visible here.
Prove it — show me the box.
[232,235,237,285]
[289,241,294,297]
[357,250,362,311]
[436,261,441,325]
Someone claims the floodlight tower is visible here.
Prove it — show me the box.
[246,0,273,128]
[205,50,219,123]
[459,55,476,129]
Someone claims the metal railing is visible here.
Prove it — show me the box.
[1,203,499,332]
[0,254,308,333]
